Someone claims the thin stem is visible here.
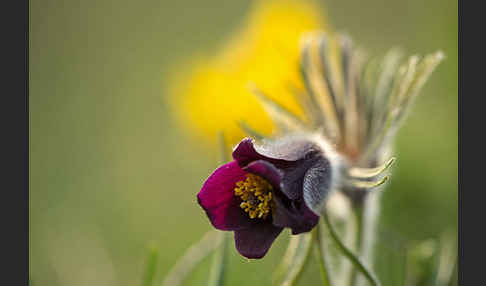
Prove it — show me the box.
[280,232,314,286]
[142,243,159,286]
[162,231,221,286]
[322,212,380,286]
[273,235,302,285]
[349,203,364,286]
[313,224,333,286]
[335,205,358,286]
[207,232,230,286]
[435,230,458,286]
[355,193,382,286]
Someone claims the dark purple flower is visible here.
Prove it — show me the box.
[197,136,335,259]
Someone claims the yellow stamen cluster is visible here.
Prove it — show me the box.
[234,174,274,219]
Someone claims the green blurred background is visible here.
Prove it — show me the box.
[30,0,457,285]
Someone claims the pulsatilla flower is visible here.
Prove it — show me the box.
[197,135,341,259]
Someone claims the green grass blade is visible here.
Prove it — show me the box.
[142,243,159,286]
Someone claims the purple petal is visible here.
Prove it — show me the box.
[272,195,319,234]
[303,158,333,215]
[243,159,319,234]
[244,160,283,188]
[234,222,283,259]
[233,137,323,200]
[197,161,252,231]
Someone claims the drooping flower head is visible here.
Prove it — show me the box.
[198,134,342,258]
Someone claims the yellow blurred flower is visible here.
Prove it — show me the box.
[169,0,329,146]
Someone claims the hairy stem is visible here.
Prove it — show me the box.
[355,193,381,286]
[314,223,333,286]
[349,202,364,286]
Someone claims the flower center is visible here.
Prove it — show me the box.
[234,174,274,219]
